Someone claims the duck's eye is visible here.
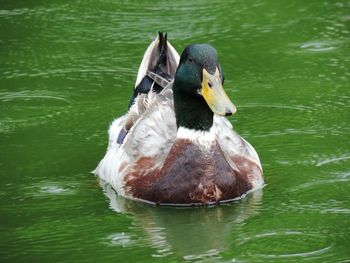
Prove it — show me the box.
[188,58,194,63]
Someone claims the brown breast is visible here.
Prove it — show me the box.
[124,139,261,205]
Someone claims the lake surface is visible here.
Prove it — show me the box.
[1,0,349,262]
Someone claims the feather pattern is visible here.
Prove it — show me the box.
[94,33,264,205]
[95,84,263,203]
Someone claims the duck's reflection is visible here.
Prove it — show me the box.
[99,179,263,259]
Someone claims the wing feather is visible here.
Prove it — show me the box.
[214,116,262,171]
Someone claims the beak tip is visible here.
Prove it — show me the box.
[224,106,237,116]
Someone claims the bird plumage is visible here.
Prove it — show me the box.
[94,33,264,205]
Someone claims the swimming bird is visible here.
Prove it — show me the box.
[94,34,264,205]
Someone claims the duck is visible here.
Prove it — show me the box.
[94,33,264,205]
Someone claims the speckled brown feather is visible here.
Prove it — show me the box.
[124,138,261,204]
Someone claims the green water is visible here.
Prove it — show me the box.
[1,0,349,262]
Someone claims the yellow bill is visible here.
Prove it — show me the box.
[201,67,237,116]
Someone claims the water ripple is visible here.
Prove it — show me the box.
[105,232,135,247]
[284,199,350,215]
[1,68,123,80]
[300,41,338,52]
[316,153,350,167]
[240,103,312,111]
[237,230,333,260]
[183,249,221,261]
[24,181,77,197]
[290,178,349,192]
[0,90,70,103]
[258,246,332,259]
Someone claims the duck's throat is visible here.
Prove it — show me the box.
[173,90,214,131]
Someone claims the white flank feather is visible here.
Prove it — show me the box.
[95,88,177,196]
[213,115,264,189]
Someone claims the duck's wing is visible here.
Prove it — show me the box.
[128,32,180,108]
[122,86,176,164]
[214,116,264,190]
[93,113,127,182]
[214,116,262,171]
[94,85,176,189]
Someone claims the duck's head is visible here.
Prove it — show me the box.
[173,44,236,131]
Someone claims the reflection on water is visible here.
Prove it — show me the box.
[106,232,135,248]
[99,179,344,261]
[99,179,263,261]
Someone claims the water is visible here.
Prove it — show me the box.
[1,0,349,262]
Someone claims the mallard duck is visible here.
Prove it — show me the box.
[94,33,264,205]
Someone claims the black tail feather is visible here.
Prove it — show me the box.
[129,32,176,109]
[157,32,168,69]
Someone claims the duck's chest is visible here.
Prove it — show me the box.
[125,139,252,204]
[160,139,231,181]
[160,139,252,203]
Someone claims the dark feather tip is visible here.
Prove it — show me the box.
[117,128,128,144]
